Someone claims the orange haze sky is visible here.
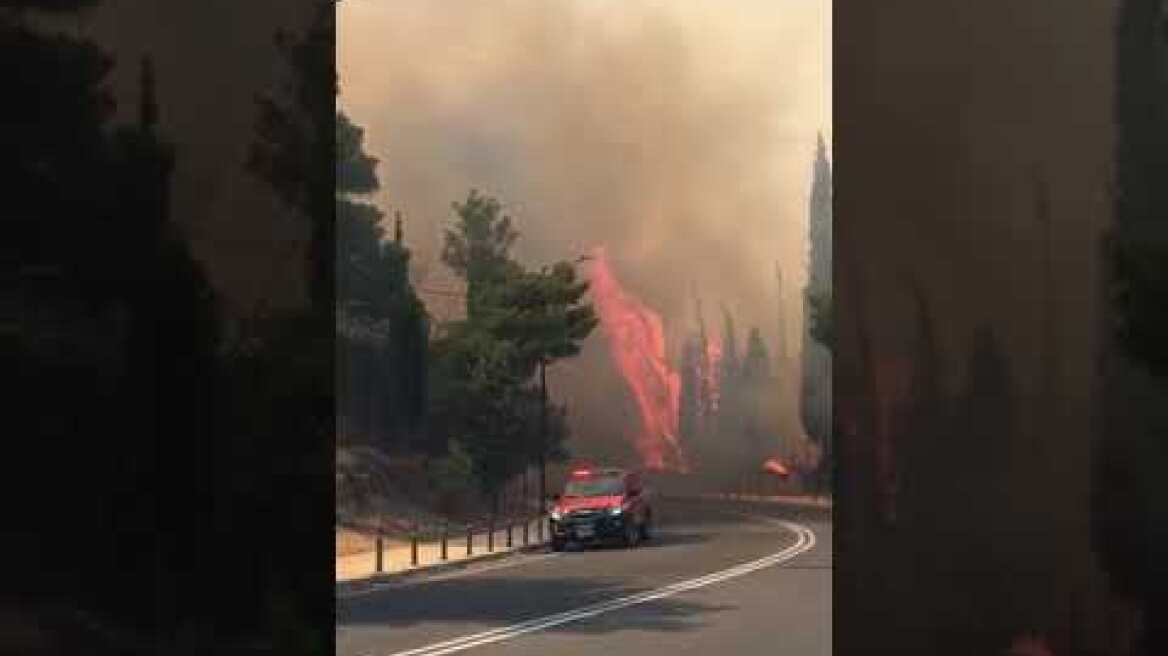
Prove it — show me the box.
[338,0,830,455]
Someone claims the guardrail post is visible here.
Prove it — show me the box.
[507,522,513,548]
[488,517,495,552]
[466,525,473,556]
[410,532,419,567]
[441,523,448,561]
[375,531,384,574]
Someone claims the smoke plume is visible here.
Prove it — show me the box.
[339,0,829,463]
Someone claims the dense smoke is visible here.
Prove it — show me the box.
[339,0,829,462]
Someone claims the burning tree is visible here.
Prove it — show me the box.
[674,300,793,490]
[588,247,686,471]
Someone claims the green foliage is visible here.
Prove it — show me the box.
[807,291,833,352]
[439,190,597,381]
[429,190,597,495]
[428,440,477,496]
[443,190,519,275]
[801,134,833,455]
[334,107,428,451]
[492,263,598,380]
[427,321,527,493]
[442,189,521,318]
[336,110,378,195]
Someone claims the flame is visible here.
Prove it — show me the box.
[587,246,687,471]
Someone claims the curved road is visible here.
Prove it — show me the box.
[337,499,831,656]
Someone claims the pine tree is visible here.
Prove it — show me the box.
[802,132,833,452]
[433,190,596,498]
[721,305,740,385]
[442,189,521,321]
[335,109,427,452]
[737,328,774,472]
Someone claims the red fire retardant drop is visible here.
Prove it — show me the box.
[587,246,687,472]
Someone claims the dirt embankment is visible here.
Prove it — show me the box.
[336,529,379,557]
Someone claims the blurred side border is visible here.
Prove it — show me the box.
[835,1,1165,655]
[7,1,335,654]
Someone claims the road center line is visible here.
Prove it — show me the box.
[381,518,816,656]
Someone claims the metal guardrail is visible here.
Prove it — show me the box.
[349,514,552,575]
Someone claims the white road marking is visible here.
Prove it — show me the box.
[338,553,563,600]
[381,519,816,656]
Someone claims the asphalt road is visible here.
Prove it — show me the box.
[337,499,831,656]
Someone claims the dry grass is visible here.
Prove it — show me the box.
[335,528,378,557]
